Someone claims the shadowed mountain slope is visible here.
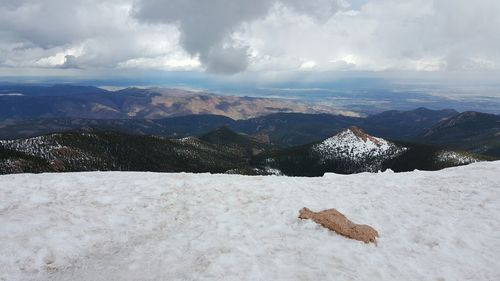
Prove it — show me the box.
[420,111,500,157]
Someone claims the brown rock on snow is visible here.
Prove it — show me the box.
[299,207,379,244]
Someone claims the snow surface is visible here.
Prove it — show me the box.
[313,128,404,162]
[1,162,500,281]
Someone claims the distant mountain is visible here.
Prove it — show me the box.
[200,127,270,157]
[0,131,261,175]
[154,115,236,136]
[420,111,500,157]
[253,127,485,176]
[0,115,237,140]
[0,113,363,148]
[363,107,458,140]
[312,126,404,166]
[1,106,498,158]
[0,84,353,120]
[0,84,107,96]
[232,113,364,147]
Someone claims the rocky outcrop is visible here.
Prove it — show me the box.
[299,207,379,244]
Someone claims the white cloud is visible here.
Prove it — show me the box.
[238,0,500,73]
[0,0,193,71]
[300,61,318,69]
[0,0,499,79]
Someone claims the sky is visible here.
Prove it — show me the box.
[0,0,499,84]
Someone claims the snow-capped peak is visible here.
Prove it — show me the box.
[313,127,405,162]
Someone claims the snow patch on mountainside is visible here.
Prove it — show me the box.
[0,135,65,160]
[313,127,405,162]
[0,134,66,161]
[1,162,500,281]
[264,166,282,175]
[436,150,479,165]
[0,135,101,168]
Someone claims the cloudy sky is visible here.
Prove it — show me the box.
[0,0,499,82]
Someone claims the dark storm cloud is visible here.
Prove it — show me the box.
[132,0,343,74]
[60,55,81,69]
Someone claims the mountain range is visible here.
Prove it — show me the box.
[0,106,454,142]
[1,107,498,156]
[0,84,498,175]
[419,111,500,157]
[0,84,354,120]
[0,126,488,176]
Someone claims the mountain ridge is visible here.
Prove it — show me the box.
[253,127,486,176]
[1,127,489,176]
[0,131,256,174]
[1,108,498,157]
[420,111,500,157]
[0,84,355,120]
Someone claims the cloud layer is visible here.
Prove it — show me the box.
[0,0,499,77]
[132,0,344,73]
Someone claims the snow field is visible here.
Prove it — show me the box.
[0,162,500,280]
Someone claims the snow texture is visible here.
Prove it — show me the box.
[1,162,500,280]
